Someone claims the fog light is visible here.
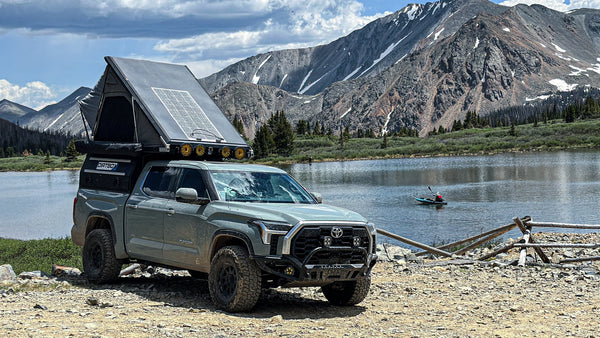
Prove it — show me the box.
[195,145,205,157]
[221,146,231,158]
[234,147,245,160]
[353,236,361,247]
[323,236,332,247]
[180,143,192,157]
[285,266,295,276]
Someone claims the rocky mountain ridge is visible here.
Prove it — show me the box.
[205,1,600,137]
[0,99,37,124]
[200,0,507,96]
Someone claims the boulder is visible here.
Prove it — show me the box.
[0,264,16,282]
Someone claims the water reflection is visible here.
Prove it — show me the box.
[0,171,79,240]
[285,151,600,247]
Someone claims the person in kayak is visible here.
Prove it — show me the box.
[435,192,443,202]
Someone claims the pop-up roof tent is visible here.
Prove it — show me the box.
[77,56,251,160]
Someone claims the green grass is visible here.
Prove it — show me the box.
[0,237,82,275]
[254,118,600,164]
[0,155,84,172]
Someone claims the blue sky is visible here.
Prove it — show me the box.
[0,0,596,109]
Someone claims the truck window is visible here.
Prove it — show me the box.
[178,168,209,198]
[142,166,178,199]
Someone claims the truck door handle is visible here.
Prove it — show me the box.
[126,204,138,209]
[166,208,175,216]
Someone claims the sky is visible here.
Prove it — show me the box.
[1,0,599,110]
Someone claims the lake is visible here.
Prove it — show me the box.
[1,151,599,248]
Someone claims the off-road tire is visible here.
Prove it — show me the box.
[321,275,371,305]
[82,229,122,283]
[208,245,261,312]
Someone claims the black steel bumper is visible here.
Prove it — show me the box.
[254,246,377,287]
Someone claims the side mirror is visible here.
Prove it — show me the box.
[311,192,323,204]
[176,188,210,205]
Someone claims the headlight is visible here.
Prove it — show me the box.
[249,220,293,245]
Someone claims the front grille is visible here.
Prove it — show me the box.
[290,225,370,263]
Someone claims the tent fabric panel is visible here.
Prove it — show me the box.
[79,70,105,132]
[94,96,136,142]
[135,101,163,146]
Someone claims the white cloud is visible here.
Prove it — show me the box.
[497,0,600,12]
[0,79,56,110]
[152,1,385,75]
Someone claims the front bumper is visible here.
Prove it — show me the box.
[254,248,377,287]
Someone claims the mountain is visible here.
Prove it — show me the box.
[0,117,72,155]
[200,0,507,96]
[0,99,37,124]
[21,87,91,136]
[203,0,600,137]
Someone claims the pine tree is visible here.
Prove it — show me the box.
[381,133,388,149]
[252,124,274,159]
[268,111,295,157]
[65,139,79,162]
[232,115,245,137]
[509,122,517,136]
[44,151,51,164]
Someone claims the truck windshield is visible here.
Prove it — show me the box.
[209,170,315,204]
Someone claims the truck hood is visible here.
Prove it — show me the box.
[211,202,367,225]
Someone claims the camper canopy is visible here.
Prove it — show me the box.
[78,56,251,160]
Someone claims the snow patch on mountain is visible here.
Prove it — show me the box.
[550,79,577,91]
[343,66,362,81]
[252,55,272,84]
[299,72,328,95]
[552,43,566,53]
[340,108,351,119]
[298,70,313,93]
[359,37,406,77]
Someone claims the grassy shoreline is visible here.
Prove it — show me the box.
[253,118,600,164]
[0,237,82,275]
[1,119,599,171]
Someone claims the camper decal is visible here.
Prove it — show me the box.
[96,162,119,171]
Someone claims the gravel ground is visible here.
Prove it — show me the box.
[2,233,600,337]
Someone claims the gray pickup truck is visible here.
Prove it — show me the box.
[72,157,377,312]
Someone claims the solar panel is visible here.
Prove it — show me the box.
[152,87,225,142]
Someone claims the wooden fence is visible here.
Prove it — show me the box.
[376,216,600,266]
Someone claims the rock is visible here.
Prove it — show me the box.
[52,265,82,277]
[269,315,283,323]
[19,271,51,279]
[33,304,48,310]
[86,297,99,306]
[0,264,16,281]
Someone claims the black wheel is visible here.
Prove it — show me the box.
[208,245,261,312]
[82,229,122,283]
[321,275,371,306]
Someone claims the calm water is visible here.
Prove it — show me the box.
[1,151,599,246]
[0,170,79,240]
[283,151,600,246]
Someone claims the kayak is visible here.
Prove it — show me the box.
[416,197,447,205]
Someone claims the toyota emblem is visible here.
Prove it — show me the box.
[331,226,343,239]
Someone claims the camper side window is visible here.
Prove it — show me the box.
[142,166,179,199]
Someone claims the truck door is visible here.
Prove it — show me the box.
[163,168,211,269]
[125,166,179,261]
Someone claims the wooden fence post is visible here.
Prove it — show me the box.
[514,217,550,263]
